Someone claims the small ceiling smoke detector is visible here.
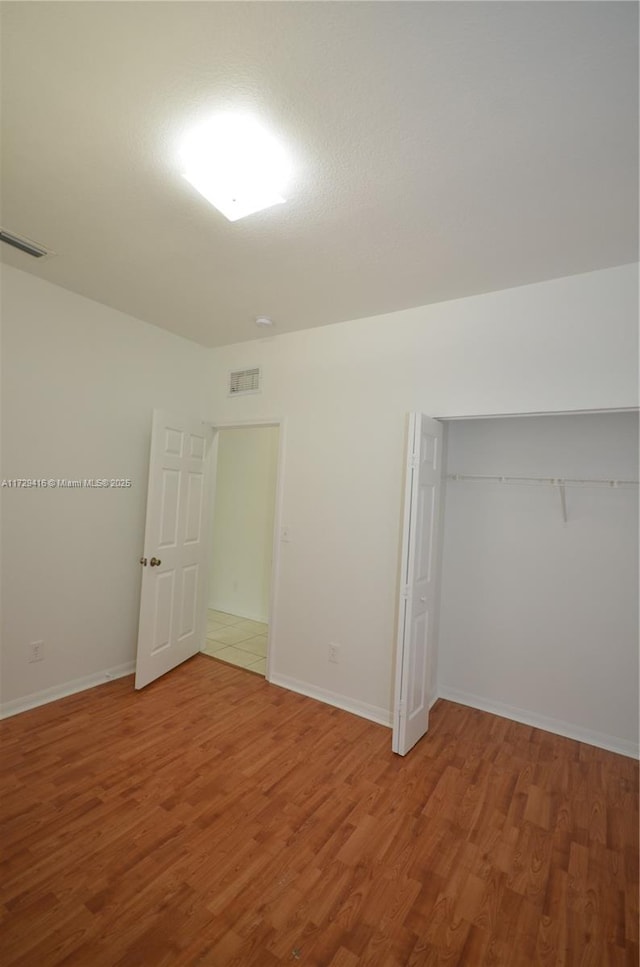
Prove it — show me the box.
[255,316,273,328]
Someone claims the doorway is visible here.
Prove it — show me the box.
[202,424,281,677]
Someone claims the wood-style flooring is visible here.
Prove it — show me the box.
[1,655,638,966]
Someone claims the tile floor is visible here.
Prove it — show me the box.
[202,609,268,676]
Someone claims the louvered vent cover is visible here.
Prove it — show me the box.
[229,367,261,396]
[0,229,51,259]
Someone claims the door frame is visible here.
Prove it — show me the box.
[203,417,286,682]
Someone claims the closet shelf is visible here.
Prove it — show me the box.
[446,474,638,488]
[446,473,638,522]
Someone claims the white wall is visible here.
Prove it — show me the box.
[2,261,637,750]
[205,264,639,734]
[438,413,639,756]
[0,266,208,712]
[209,426,279,622]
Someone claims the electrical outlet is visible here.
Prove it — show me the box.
[27,640,44,663]
[329,642,340,664]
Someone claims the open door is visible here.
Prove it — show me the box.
[135,411,213,689]
[392,413,443,755]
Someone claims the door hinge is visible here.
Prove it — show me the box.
[409,452,418,470]
[401,585,410,601]
[398,701,406,720]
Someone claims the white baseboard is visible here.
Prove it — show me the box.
[0,662,135,720]
[209,602,268,624]
[437,685,639,760]
[6,664,633,761]
[268,672,392,728]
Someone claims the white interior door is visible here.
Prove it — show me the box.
[392,413,443,755]
[135,411,213,689]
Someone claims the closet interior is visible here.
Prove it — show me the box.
[436,410,638,754]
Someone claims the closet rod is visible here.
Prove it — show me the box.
[446,474,639,487]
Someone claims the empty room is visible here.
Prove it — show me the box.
[1,3,638,966]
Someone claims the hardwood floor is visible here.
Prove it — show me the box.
[1,655,638,966]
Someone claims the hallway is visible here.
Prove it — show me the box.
[202,609,267,675]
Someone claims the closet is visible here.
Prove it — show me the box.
[436,410,638,756]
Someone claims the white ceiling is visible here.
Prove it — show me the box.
[1,2,637,348]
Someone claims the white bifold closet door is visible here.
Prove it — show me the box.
[135,411,213,690]
[392,413,443,755]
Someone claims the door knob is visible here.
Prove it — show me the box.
[150,557,162,567]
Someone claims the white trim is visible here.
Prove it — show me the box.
[437,685,639,760]
[207,603,268,624]
[0,662,135,720]
[206,417,286,686]
[264,420,286,683]
[436,407,639,421]
[268,672,392,728]
[205,417,282,428]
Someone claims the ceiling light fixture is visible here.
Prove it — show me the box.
[180,114,291,222]
[255,316,273,328]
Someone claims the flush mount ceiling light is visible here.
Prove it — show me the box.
[255,316,273,328]
[180,114,291,222]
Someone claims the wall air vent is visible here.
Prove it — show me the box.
[0,229,51,259]
[229,367,261,396]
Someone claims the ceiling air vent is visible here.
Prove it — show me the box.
[229,367,261,396]
[0,229,50,259]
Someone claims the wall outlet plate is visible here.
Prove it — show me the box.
[28,640,44,663]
